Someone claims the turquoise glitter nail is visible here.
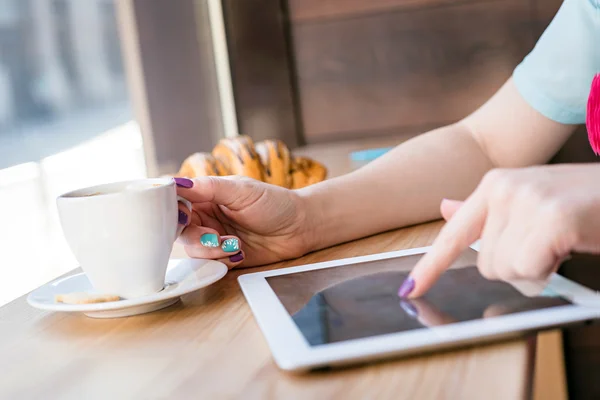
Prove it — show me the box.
[221,238,240,253]
[200,233,219,248]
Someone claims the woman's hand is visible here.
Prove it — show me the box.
[399,164,600,298]
[174,176,314,268]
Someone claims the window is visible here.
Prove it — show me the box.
[0,0,146,305]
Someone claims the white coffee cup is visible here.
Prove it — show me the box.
[56,178,191,298]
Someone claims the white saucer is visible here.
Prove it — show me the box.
[27,259,228,318]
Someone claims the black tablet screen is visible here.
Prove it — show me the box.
[266,250,571,346]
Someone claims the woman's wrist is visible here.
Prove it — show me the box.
[295,184,330,254]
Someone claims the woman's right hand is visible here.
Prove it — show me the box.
[175,177,316,268]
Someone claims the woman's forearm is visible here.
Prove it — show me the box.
[298,122,494,251]
[298,79,576,253]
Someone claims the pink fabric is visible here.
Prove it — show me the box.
[587,74,600,155]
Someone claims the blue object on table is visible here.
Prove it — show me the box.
[350,147,393,162]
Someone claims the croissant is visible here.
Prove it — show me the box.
[176,135,327,189]
[255,139,293,188]
[212,135,264,181]
[290,156,327,189]
[177,152,228,178]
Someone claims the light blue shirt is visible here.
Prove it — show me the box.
[513,0,600,124]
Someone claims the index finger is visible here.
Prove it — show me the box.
[401,193,488,298]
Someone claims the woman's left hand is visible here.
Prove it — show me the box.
[400,164,600,298]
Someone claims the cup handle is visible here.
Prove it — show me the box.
[176,195,193,238]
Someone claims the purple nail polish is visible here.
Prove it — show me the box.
[178,210,188,225]
[398,277,415,298]
[399,300,418,318]
[229,252,244,263]
[174,177,193,188]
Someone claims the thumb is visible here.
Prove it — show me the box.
[177,176,264,210]
[440,198,464,221]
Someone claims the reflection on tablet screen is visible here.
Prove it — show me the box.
[267,264,571,346]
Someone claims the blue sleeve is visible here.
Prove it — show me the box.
[512,0,600,125]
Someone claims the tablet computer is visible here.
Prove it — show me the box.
[238,246,600,372]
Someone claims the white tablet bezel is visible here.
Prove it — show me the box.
[238,246,600,372]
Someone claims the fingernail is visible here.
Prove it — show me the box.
[200,233,219,248]
[441,198,462,206]
[174,177,193,188]
[398,277,415,298]
[221,238,240,252]
[178,210,188,225]
[229,252,244,263]
[400,300,418,318]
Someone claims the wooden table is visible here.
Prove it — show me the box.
[0,220,568,399]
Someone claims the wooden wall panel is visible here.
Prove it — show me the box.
[290,0,538,143]
[288,0,480,22]
[222,0,301,148]
[533,0,564,20]
[531,0,564,38]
